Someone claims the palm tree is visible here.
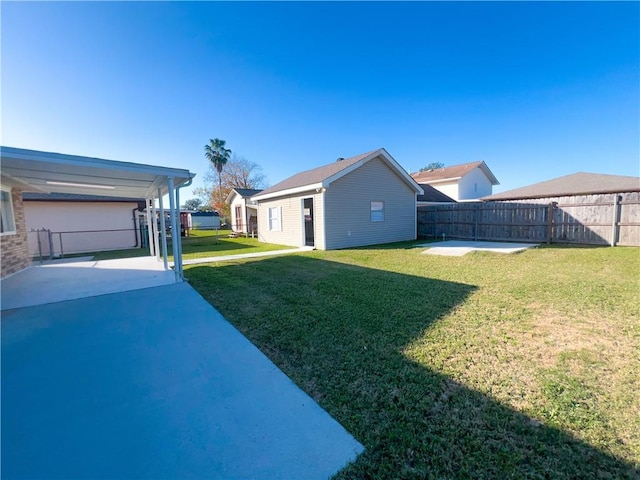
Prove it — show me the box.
[204,138,231,214]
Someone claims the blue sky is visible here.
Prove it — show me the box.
[2,1,638,199]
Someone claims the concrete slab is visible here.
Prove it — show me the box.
[419,240,538,256]
[1,257,176,311]
[1,282,363,479]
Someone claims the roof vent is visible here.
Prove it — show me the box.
[336,157,345,162]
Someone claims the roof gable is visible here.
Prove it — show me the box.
[253,148,422,201]
[226,187,263,204]
[412,161,499,186]
[483,172,640,201]
[417,184,456,203]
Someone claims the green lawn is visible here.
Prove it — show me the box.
[185,243,639,479]
[68,229,290,261]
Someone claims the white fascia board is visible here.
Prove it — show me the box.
[1,146,193,182]
[478,162,500,185]
[422,177,462,185]
[377,149,424,193]
[225,190,238,204]
[0,172,47,192]
[417,201,458,206]
[252,183,324,202]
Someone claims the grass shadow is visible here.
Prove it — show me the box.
[186,255,638,479]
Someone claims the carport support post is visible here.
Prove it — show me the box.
[146,199,155,257]
[151,199,160,260]
[158,188,169,271]
[173,182,184,279]
[167,177,181,282]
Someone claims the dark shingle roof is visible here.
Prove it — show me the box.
[233,188,263,198]
[23,192,144,202]
[255,149,379,197]
[483,172,640,201]
[417,184,456,203]
[412,161,499,185]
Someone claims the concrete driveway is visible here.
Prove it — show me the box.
[1,282,363,479]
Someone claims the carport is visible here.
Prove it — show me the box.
[1,148,364,477]
[1,146,195,280]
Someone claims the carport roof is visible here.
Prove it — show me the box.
[1,146,195,199]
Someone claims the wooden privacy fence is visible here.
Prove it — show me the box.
[417,192,640,246]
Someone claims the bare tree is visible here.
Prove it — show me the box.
[195,154,267,217]
[220,155,267,190]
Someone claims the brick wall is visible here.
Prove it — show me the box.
[1,188,31,278]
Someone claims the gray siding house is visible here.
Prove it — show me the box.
[252,148,423,250]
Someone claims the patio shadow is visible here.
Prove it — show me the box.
[186,255,638,479]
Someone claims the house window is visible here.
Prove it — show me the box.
[268,206,282,231]
[370,201,384,222]
[0,186,16,235]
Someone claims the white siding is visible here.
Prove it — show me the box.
[230,195,251,233]
[458,168,493,200]
[324,158,416,249]
[24,201,140,256]
[430,181,459,201]
[257,191,324,248]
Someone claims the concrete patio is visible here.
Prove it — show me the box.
[1,256,176,310]
[1,267,363,478]
[420,240,539,256]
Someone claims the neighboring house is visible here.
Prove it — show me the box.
[190,211,221,230]
[411,161,499,201]
[1,175,34,277]
[251,148,423,250]
[226,188,263,235]
[416,183,456,206]
[23,193,145,257]
[482,172,640,246]
[481,172,640,202]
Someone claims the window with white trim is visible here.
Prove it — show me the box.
[370,201,384,222]
[268,206,282,231]
[0,186,16,235]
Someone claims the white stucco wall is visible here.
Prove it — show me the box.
[458,168,494,200]
[24,201,140,256]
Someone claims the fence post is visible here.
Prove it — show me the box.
[48,230,55,259]
[546,202,555,244]
[611,194,620,247]
[474,203,479,241]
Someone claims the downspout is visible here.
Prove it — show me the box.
[174,176,193,280]
[146,199,156,257]
[132,207,140,248]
